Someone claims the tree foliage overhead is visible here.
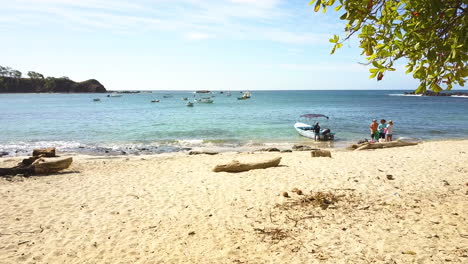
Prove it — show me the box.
[310,0,467,93]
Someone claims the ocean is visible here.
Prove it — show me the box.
[1,90,467,156]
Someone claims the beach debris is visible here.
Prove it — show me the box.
[257,147,280,152]
[442,180,450,186]
[32,147,56,157]
[386,174,394,180]
[291,188,303,195]
[292,145,317,151]
[280,149,292,153]
[402,251,417,255]
[253,227,289,241]
[310,150,332,158]
[189,151,219,155]
[357,139,368,144]
[188,231,195,236]
[278,191,339,210]
[282,192,290,198]
[0,149,72,177]
[212,157,281,173]
[348,140,419,151]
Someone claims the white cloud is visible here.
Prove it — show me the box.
[279,62,368,72]
[1,0,335,45]
[184,32,213,40]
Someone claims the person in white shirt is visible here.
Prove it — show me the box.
[385,120,394,142]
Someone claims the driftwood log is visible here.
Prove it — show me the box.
[189,151,219,155]
[349,140,419,151]
[0,151,72,177]
[32,147,56,157]
[213,157,281,173]
[311,150,332,158]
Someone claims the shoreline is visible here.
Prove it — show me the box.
[1,139,467,263]
[1,136,466,158]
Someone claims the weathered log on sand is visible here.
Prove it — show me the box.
[0,167,34,176]
[350,140,419,151]
[311,150,332,158]
[213,157,281,173]
[32,157,73,174]
[189,151,219,155]
[0,157,73,176]
[32,147,56,157]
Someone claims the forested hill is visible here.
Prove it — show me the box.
[0,77,107,93]
[0,66,107,93]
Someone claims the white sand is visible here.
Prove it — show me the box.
[0,140,467,263]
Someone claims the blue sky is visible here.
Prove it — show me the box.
[1,0,421,90]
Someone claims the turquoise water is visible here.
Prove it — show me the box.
[1,90,468,155]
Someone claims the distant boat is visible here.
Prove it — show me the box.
[182,97,188,101]
[151,99,160,103]
[163,95,172,98]
[186,101,194,107]
[107,93,122,97]
[194,90,211,94]
[93,98,101,102]
[195,97,214,103]
[237,91,251,100]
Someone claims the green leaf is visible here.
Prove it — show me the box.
[314,2,321,12]
[415,83,426,94]
[430,82,442,93]
[334,5,342,11]
[308,0,317,5]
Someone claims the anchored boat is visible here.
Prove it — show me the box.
[294,114,335,141]
[238,91,251,100]
[195,97,214,103]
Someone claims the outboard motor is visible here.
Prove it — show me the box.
[322,128,330,135]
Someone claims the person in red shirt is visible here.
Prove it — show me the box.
[369,119,379,142]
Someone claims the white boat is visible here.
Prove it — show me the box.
[195,97,214,103]
[194,90,211,94]
[107,93,122,97]
[294,114,335,141]
[238,91,251,100]
[151,99,160,103]
[186,101,194,107]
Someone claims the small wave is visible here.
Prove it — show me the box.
[451,95,468,98]
[175,139,204,146]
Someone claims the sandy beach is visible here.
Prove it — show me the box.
[0,140,467,263]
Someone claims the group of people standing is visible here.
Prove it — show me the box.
[369,119,394,142]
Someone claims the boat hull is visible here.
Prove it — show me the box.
[294,122,335,141]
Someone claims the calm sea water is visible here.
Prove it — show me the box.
[1,90,467,155]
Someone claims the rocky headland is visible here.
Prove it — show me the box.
[0,77,107,93]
